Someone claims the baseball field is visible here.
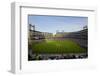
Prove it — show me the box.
[31,39,86,54]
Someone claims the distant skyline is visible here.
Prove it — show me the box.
[28,15,88,34]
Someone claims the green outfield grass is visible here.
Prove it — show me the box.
[31,39,86,54]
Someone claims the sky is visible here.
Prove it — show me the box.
[28,15,88,34]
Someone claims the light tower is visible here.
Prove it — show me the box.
[29,24,35,31]
[83,25,87,30]
[32,25,35,31]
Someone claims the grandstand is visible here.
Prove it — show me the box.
[55,28,88,48]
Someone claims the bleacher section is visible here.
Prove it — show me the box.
[55,29,88,48]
